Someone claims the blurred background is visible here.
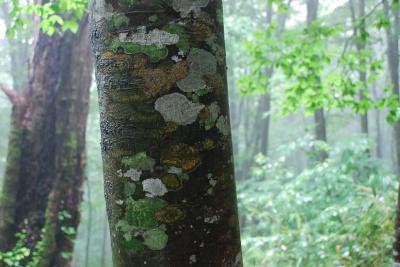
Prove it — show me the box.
[0,0,399,266]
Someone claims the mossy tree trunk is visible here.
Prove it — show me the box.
[0,14,92,267]
[37,17,93,267]
[90,0,242,266]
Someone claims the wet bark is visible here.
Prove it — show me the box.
[0,14,92,267]
[0,4,30,252]
[90,0,242,266]
[37,17,92,267]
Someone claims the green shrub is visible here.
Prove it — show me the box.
[238,137,396,266]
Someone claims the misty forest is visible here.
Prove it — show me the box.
[0,0,399,266]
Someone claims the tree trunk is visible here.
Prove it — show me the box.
[37,17,92,267]
[0,2,30,252]
[306,0,328,161]
[90,1,242,266]
[0,14,92,267]
[372,83,383,158]
[350,0,369,135]
[253,1,291,156]
[383,0,400,264]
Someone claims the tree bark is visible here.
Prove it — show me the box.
[37,17,92,267]
[0,14,92,267]
[383,0,400,264]
[90,0,242,266]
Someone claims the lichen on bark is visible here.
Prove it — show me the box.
[90,0,242,265]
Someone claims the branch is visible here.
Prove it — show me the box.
[340,0,383,59]
[0,83,23,106]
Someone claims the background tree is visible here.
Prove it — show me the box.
[0,2,92,265]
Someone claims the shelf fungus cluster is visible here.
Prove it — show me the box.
[91,0,242,265]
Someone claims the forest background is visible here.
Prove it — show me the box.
[0,0,399,266]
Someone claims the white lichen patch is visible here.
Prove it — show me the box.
[115,199,124,205]
[189,254,197,264]
[188,48,217,75]
[173,0,209,17]
[177,48,217,93]
[117,168,142,182]
[168,167,183,174]
[142,178,168,197]
[171,55,182,62]
[143,227,168,250]
[177,72,206,93]
[155,93,205,125]
[92,0,113,22]
[232,252,243,267]
[118,28,179,48]
[205,102,221,130]
[216,115,229,137]
[204,215,220,224]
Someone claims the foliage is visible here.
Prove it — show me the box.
[239,6,400,122]
[6,0,87,37]
[0,210,76,266]
[0,230,45,267]
[238,137,396,266]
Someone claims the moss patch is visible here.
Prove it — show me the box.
[111,39,168,63]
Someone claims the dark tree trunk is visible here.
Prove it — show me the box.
[90,0,242,266]
[0,15,92,267]
[37,17,92,267]
[0,3,30,251]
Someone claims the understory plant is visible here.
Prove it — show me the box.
[238,136,396,267]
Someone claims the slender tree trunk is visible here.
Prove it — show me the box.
[253,0,292,156]
[84,177,93,267]
[0,14,92,267]
[350,0,369,135]
[253,2,273,157]
[307,0,328,161]
[383,0,400,264]
[372,83,383,158]
[90,1,242,266]
[100,215,108,267]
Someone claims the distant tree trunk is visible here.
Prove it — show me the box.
[90,0,242,266]
[383,0,400,264]
[0,5,30,250]
[253,2,273,157]
[350,0,369,135]
[254,0,291,157]
[307,0,328,161]
[372,83,383,158]
[0,3,29,92]
[37,17,92,267]
[0,14,92,267]
[100,216,108,267]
